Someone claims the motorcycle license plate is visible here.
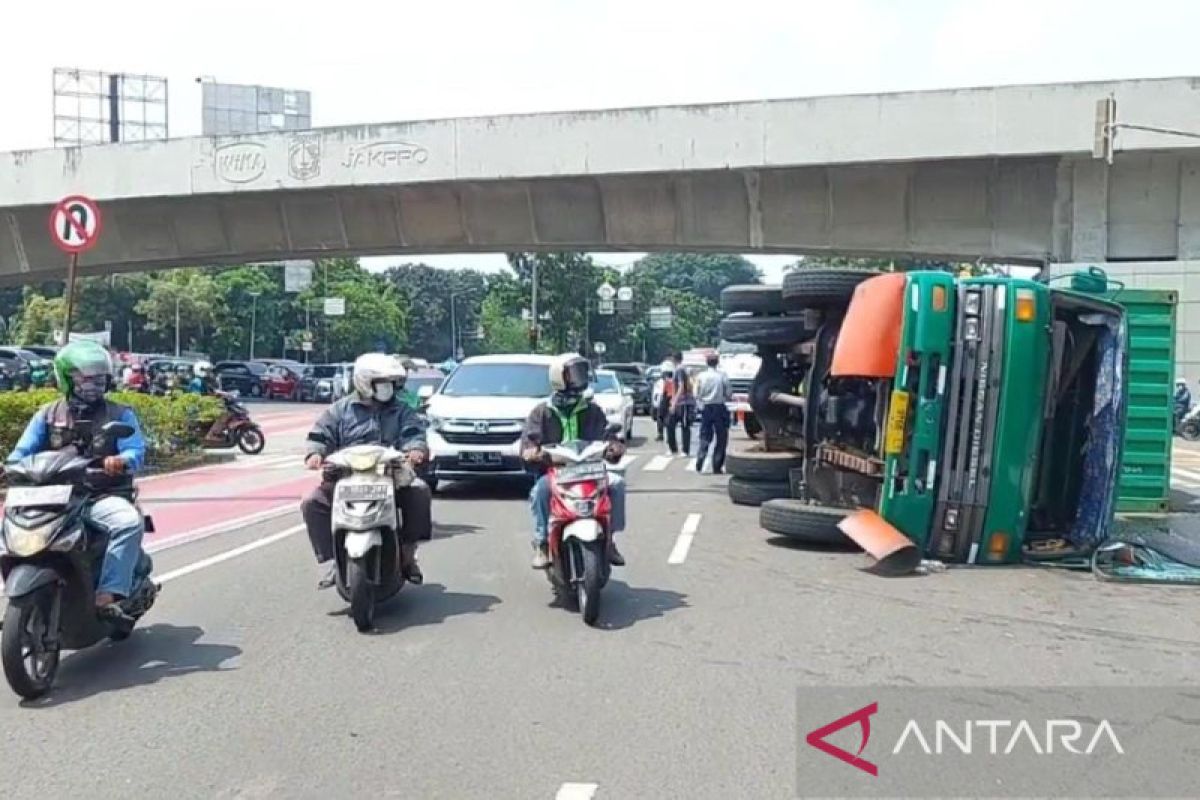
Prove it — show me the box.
[6,484,72,507]
[339,483,390,501]
[884,390,910,455]
[557,462,608,484]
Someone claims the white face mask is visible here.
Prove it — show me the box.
[372,382,396,402]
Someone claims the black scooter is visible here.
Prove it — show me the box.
[0,422,159,700]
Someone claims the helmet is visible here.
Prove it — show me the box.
[53,340,113,404]
[1178,378,1188,386]
[659,359,675,377]
[352,353,407,401]
[549,353,590,393]
[194,360,213,378]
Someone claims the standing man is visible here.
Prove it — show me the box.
[668,351,696,458]
[694,352,732,474]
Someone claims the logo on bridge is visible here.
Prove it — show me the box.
[341,141,429,170]
[213,142,267,184]
[289,133,321,181]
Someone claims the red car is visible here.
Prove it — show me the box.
[262,365,302,400]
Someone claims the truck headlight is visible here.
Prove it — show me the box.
[964,291,982,316]
[964,318,980,341]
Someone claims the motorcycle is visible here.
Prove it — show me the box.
[0,421,159,700]
[542,437,622,626]
[201,393,266,455]
[327,444,415,632]
[1178,405,1200,441]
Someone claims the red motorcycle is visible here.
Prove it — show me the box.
[543,440,618,626]
[201,392,266,455]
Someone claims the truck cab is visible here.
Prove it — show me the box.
[755,270,1128,564]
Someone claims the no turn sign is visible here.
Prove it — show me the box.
[49,195,102,254]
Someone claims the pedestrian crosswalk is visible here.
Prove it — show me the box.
[1172,447,1200,492]
[213,450,717,475]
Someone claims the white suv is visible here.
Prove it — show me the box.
[424,354,556,490]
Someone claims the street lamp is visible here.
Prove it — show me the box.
[174,295,181,357]
[450,291,473,361]
[248,292,262,360]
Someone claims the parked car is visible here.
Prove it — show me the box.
[214,360,268,398]
[20,345,59,361]
[262,364,302,400]
[299,363,352,403]
[603,362,652,415]
[591,369,634,440]
[423,354,558,492]
[0,348,34,390]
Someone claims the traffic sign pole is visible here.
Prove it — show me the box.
[48,195,102,343]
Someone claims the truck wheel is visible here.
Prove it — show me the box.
[720,285,785,315]
[743,414,763,439]
[719,315,812,347]
[727,477,791,507]
[759,499,853,546]
[726,446,804,482]
[782,269,877,309]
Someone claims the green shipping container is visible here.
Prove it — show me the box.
[1108,288,1177,513]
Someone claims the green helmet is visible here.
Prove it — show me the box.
[53,340,112,402]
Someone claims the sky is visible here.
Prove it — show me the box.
[3,0,1198,283]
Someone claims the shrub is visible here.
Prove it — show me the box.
[0,389,223,468]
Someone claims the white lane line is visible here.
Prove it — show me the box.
[667,513,702,565]
[555,783,598,800]
[1171,467,1200,483]
[644,455,672,472]
[225,454,297,470]
[616,454,638,470]
[155,524,303,584]
[145,504,297,553]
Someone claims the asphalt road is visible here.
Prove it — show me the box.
[2,403,1199,798]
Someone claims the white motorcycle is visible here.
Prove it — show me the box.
[327,444,415,632]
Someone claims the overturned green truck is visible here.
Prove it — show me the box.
[723,269,1141,565]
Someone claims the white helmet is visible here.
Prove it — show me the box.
[659,359,675,377]
[353,353,407,401]
[193,360,213,378]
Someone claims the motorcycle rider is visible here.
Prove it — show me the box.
[301,353,432,588]
[1175,378,1192,425]
[521,353,627,570]
[5,340,147,620]
[188,360,219,395]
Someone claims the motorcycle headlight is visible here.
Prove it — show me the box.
[345,452,381,472]
[3,519,54,557]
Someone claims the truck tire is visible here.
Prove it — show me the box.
[782,269,877,309]
[719,315,811,347]
[726,446,804,482]
[720,285,785,315]
[759,499,852,546]
[727,477,791,507]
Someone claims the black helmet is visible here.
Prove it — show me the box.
[550,353,590,394]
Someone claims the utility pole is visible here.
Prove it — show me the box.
[173,295,181,357]
[248,292,261,360]
[450,293,458,362]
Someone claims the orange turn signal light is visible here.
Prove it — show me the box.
[987,531,1010,559]
[931,285,947,312]
[1015,289,1036,322]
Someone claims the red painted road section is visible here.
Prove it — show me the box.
[142,472,317,547]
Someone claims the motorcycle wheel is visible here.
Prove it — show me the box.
[1,588,60,700]
[236,426,266,455]
[347,558,375,633]
[574,541,604,627]
[1183,421,1200,442]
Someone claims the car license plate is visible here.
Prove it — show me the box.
[884,390,910,455]
[340,483,390,501]
[558,462,608,483]
[6,484,72,507]
[460,451,502,466]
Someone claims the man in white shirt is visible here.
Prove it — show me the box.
[693,353,733,473]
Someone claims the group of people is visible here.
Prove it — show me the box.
[653,352,734,474]
[3,342,637,620]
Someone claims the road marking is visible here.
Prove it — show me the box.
[615,454,638,469]
[555,783,598,800]
[644,455,672,472]
[667,513,702,565]
[226,454,300,470]
[1172,467,1200,483]
[146,503,298,553]
[155,524,303,583]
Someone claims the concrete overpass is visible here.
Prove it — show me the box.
[2,77,1199,283]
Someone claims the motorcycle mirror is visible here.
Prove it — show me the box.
[102,421,135,439]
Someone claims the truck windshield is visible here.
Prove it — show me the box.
[440,363,551,397]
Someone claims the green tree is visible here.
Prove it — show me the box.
[11,294,66,345]
[627,253,761,304]
[384,263,487,360]
[134,270,222,355]
[302,258,407,361]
